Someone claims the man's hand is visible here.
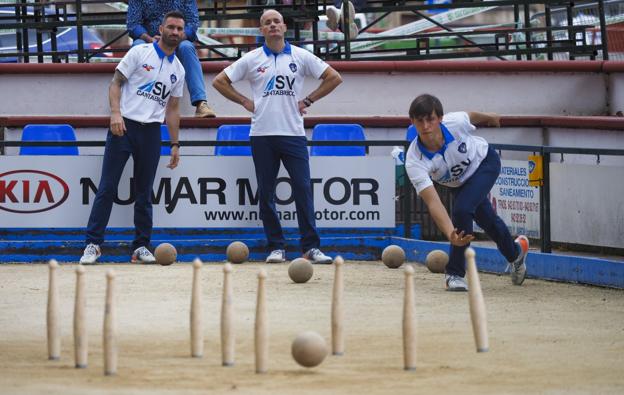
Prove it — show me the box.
[486,114,501,127]
[298,100,308,115]
[167,146,180,169]
[140,33,155,43]
[110,112,126,136]
[448,229,475,246]
[242,97,254,113]
[468,111,501,127]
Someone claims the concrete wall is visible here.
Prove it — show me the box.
[0,72,608,117]
[550,163,624,249]
[606,64,624,115]
[0,61,621,117]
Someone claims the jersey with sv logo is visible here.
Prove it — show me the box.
[117,43,185,124]
[224,41,328,137]
[405,112,489,194]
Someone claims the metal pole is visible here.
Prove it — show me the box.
[545,3,553,60]
[35,5,44,63]
[76,0,85,63]
[566,2,575,60]
[597,0,609,60]
[341,0,351,60]
[524,3,532,60]
[403,141,411,239]
[541,151,552,253]
[51,6,60,63]
[19,0,29,63]
[514,3,521,60]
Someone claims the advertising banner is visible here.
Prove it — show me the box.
[0,156,395,228]
[475,159,541,238]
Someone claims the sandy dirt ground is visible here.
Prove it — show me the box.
[1,261,623,395]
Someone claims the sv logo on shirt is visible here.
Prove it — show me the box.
[263,75,296,95]
[450,159,471,177]
[152,82,171,100]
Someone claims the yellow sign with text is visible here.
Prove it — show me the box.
[528,155,543,187]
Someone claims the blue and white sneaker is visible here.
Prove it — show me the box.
[266,249,286,263]
[304,248,333,264]
[131,246,156,264]
[510,235,529,285]
[445,274,468,292]
[79,243,101,265]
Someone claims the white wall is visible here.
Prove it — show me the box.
[609,72,624,115]
[550,163,624,249]
[0,70,611,117]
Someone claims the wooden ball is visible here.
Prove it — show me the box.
[425,249,449,273]
[154,243,177,266]
[288,258,313,283]
[381,245,405,269]
[226,241,249,264]
[291,331,328,368]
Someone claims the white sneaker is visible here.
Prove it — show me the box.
[445,274,468,292]
[326,6,340,31]
[80,243,101,265]
[341,1,358,37]
[131,246,156,264]
[510,235,529,285]
[266,249,286,263]
[347,22,359,38]
[304,248,333,264]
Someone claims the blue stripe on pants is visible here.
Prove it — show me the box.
[250,136,321,253]
[446,147,520,277]
[85,118,161,250]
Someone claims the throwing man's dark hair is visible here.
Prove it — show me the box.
[162,10,185,24]
[408,94,444,119]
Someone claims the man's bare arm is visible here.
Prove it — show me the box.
[109,70,127,135]
[212,71,254,112]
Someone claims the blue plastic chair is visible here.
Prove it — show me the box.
[19,124,79,155]
[215,125,252,156]
[161,125,171,155]
[406,124,417,142]
[310,124,366,156]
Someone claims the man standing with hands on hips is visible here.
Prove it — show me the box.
[80,11,185,264]
[212,9,343,264]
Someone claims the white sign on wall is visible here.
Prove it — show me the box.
[475,159,541,238]
[0,156,395,228]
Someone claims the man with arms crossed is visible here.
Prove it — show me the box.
[213,9,342,264]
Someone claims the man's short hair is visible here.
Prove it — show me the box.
[260,9,283,24]
[409,94,444,119]
[162,10,185,25]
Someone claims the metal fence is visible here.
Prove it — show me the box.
[0,0,618,62]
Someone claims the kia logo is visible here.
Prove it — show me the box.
[0,170,69,213]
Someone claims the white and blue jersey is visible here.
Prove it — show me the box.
[224,41,329,137]
[405,111,489,194]
[116,43,185,124]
